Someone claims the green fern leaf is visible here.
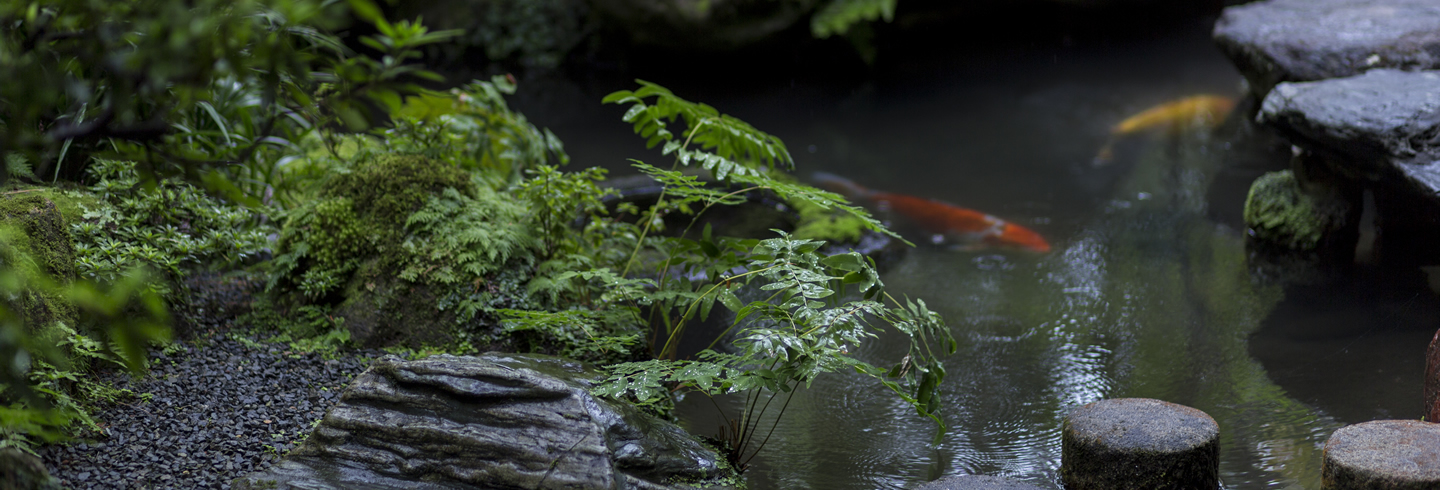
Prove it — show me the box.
[812,0,897,38]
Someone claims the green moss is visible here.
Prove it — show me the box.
[0,193,79,338]
[270,152,548,348]
[789,198,866,243]
[1242,170,1347,251]
[324,153,473,227]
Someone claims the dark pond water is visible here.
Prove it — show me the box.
[514,11,1440,490]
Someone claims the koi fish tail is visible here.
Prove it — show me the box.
[811,171,875,199]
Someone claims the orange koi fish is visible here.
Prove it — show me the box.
[1095,94,1236,165]
[812,172,1051,253]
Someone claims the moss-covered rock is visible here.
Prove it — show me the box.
[0,189,99,344]
[1242,170,1350,252]
[270,153,546,349]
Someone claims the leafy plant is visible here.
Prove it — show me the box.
[578,81,954,470]
[812,0,897,38]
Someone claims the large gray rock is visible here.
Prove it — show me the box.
[1257,69,1440,200]
[233,354,736,490]
[1214,0,1440,98]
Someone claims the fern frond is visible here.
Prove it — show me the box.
[729,172,911,245]
[5,153,36,180]
[811,0,897,38]
[603,81,793,176]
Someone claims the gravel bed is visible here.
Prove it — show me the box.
[39,332,379,489]
[37,272,383,489]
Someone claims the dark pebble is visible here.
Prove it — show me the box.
[38,288,378,490]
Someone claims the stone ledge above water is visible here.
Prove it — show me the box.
[233,354,737,490]
[1214,0,1440,99]
[1258,70,1440,202]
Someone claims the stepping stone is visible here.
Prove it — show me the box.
[1322,419,1440,489]
[1061,398,1220,490]
[1214,0,1440,98]
[914,475,1046,490]
[1257,69,1440,201]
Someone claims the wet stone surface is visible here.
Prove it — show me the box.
[1213,0,1440,98]
[1322,419,1440,489]
[233,353,736,490]
[914,474,1047,490]
[1061,398,1220,490]
[1258,69,1440,199]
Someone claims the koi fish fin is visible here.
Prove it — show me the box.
[1092,140,1115,167]
[811,171,874,199]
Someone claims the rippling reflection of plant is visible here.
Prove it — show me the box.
[571,81,956,470]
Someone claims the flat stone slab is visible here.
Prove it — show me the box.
[233,354,735,490]
[1257,69,1440,199]
[1322,419,1440,489]
[1214,0,1440,98]
[914,475,1046,489]
[1061,398,1220,490]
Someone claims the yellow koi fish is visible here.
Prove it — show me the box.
[1095,94,1236,165]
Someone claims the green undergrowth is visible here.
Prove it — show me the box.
[1,159,271,452]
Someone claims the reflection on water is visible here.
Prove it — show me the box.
[517,13,1436,490]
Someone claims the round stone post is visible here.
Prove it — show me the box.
[1061,398,1220,489]
[915,475,1045,490]
[1322,419,1440,489]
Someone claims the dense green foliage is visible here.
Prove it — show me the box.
[0,0,954,472]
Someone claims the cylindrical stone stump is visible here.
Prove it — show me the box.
[1322,419,1440,489]
[1061,398,1220,490]
[914,475,1046,490]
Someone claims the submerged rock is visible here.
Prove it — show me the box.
[1214,0,1440,98]
[233,353,736,490]
[1243,170,1352,253]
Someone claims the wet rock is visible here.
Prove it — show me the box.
[1258,70,1440,191]
[232,353,736,490]
[2,449,61,490]
[1213,0,1440,99]
[914,474,1046,490]
[1255,69,1440,267]
[588,0,820,51]
[1321,419,1440,489]
[1427,329,1440,423]
[1060,398,1220,490]
[1243,170,1353,252]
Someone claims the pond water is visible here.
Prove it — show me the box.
[515,11,1439,490]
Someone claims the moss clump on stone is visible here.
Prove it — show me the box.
[268,152,546,348]
[1242,170,1348,251]
[0,193,79,342]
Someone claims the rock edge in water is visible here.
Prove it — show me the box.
[233,353,737,490]
[1214,0,1440,98]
